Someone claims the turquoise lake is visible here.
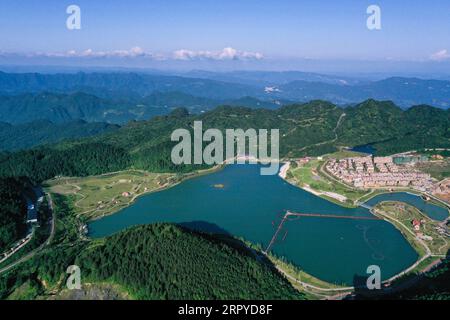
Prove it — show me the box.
[88,164,448,285]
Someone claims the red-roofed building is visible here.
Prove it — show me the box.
[412,219,421,231]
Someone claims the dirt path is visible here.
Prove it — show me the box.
[292,112,346,154]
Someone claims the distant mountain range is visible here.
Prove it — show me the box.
[0,71,449,110]
[0,120,119,151]
[178,70,364,86]
[0,71,260,100]
[272,77,450,108]
[0,91,286,125]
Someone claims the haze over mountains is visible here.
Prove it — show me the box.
[0,91,285,125]
[0,71,449,124]
[0,69,449,152]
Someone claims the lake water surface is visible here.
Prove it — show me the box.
[88,164,447,285]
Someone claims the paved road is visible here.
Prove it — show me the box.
[0,193,56,275]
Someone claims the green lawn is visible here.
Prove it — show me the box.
[323,150,367,160]
[375,201,449,256]
[44,170,173,219]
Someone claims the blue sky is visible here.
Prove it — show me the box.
[0,0,449,73]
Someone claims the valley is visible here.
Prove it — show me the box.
[30,159,448,299]
[1,0,450,306]
[0,76,449,301]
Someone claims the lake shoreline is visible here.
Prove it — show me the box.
[277,164,449,296]
[84,164,226,223]
[84,163,447,298]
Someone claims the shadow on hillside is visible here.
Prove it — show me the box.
[177,220,281,277]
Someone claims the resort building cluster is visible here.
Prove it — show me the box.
[325,156,433,191]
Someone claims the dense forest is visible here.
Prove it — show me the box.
[0,143,131,183]
[0,90,280,125]
[0,223,304,300]
[0,120,120,151]
[0,177,30,250]
[0,99,449,184]
[389,258,450,300]
[77,224,303,299]
[336,100,450,154]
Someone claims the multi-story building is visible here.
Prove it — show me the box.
[325,156,433,191]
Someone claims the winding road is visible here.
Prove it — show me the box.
[0,193,56,275]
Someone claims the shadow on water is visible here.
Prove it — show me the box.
[346,273,396,300]
[349,274,380,299]
[177,220,232,236]
[348,247,450,300]
[177,221,286,286]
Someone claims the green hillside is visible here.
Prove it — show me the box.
[336,100,450,154]
[1,223,304,300]
[0,91,282,125]
[0,177,30,250]
[0,120,120,151]
[1,99,449,183]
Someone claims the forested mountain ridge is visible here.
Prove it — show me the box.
[0,120,120,151]
[0,71,260,100]
[0,92,129,124]
[0,177,31,250]
[336,100,450,154]
[0,99,449,183]
[0,223,304,300]
[0,91,283,125]
[270,77,450,108]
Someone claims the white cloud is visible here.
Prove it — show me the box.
[172,49,197,60]
[430,49,450,61]
[0,47,264,61]
[14,47,154,59]
[70,46,151,58]
[173,47,263,61]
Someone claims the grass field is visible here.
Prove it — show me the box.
[323,150,367,160]
[375,202,449,256]
[415,160,450,181]
[44,170,174,219]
